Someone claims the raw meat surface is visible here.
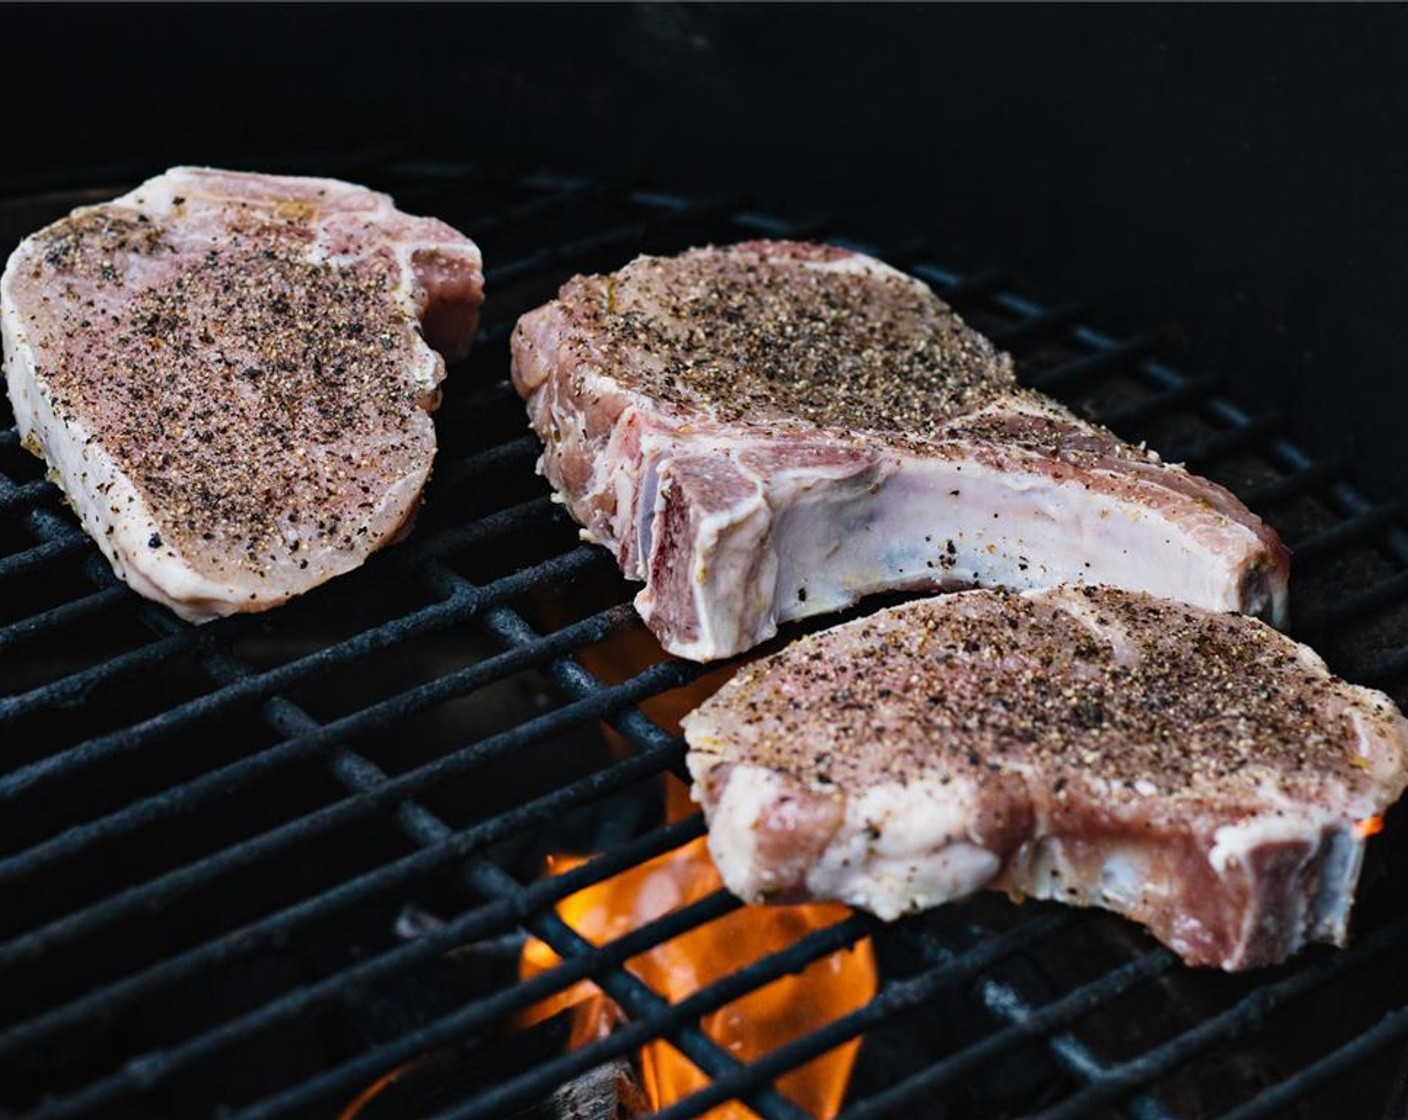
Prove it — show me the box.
[512,241,1288,661]
[2,166,483,621]
[684,586,1408,970]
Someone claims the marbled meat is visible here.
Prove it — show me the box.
[1,166,483,621]
[684,586,1408,969]
[512,241,1288,661]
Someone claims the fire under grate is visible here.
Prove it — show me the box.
[5,154,1408,1120]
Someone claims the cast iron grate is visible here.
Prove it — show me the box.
[4,153,1408,1120]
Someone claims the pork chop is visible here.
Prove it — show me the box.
[512,241,1288,661]
[684,586,1408,970]
[1,166,483,621]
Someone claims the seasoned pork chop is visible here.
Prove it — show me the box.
[684,586,1408,970]
[1,166,483,621]
[512,242,1288,661]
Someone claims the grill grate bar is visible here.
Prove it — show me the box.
[0,515,582,784]
[17,825,728,1120]
[901,924,1180,1120]
[0,652,689,970]
[8,165,1408,1120]
[1288,503,1404,569]
[465,178,631,240]
[460,860,811,1120]
[1322,476,1408,573]
[986,303,1091,350]
[231,880,741,1120]
[0,444,551,716]
[481,194,739,290]
[643,913,1081,1120]
[1024,337,1163,393]
[1212,1005,1408,1120]
[0,525,89,581]
[0,746,694,1065]
[476,603,684,760]
[941,269,1011,300]
[0,477,54,516]
[1239,456,1348,511]
[1025,1032,1178,1120]
[1022,912,1408,1120]
[0,583,129,654]
[0,598,639,891]
[1163,413,1284,471]
[0,621,222,720]
[0,495,560,721]
[1350,644,1408,689]
[1296,569,1408,636]
[417,438,545,512]
[837,948,1177,1120]
[423,909,877,1120]
[290,565,804,1120]
[1100,374,1226,432]
[0,554,510,795]
[908,263,1009,301]
[412,494,564,564]
[375,158,525,205]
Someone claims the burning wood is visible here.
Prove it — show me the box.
[337,1025,650,1120]
[518,824,877,1119]
[339,1050,648,1120]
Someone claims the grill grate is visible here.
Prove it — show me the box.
[5,156,1408,1120]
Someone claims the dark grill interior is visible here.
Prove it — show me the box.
[6,155,1408,1120]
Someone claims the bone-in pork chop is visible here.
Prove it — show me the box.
[1,166,483,621]
[512,242,1288,661]
[684,586,1408,969]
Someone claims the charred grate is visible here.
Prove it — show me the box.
[3,154,1408,1120]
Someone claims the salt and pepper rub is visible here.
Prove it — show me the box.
[513,241,1288,661]
[685,586,1408,970]
[2,167,483,620]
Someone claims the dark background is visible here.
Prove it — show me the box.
[6,3,1406,499]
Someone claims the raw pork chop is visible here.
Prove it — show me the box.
[1,166,483,621]
[684,586,1408,969]
[512,242,1288,661]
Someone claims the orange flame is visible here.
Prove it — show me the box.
[337,1055,431,1120]
[519,827,876,1119]
[1356,814,1386,839]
